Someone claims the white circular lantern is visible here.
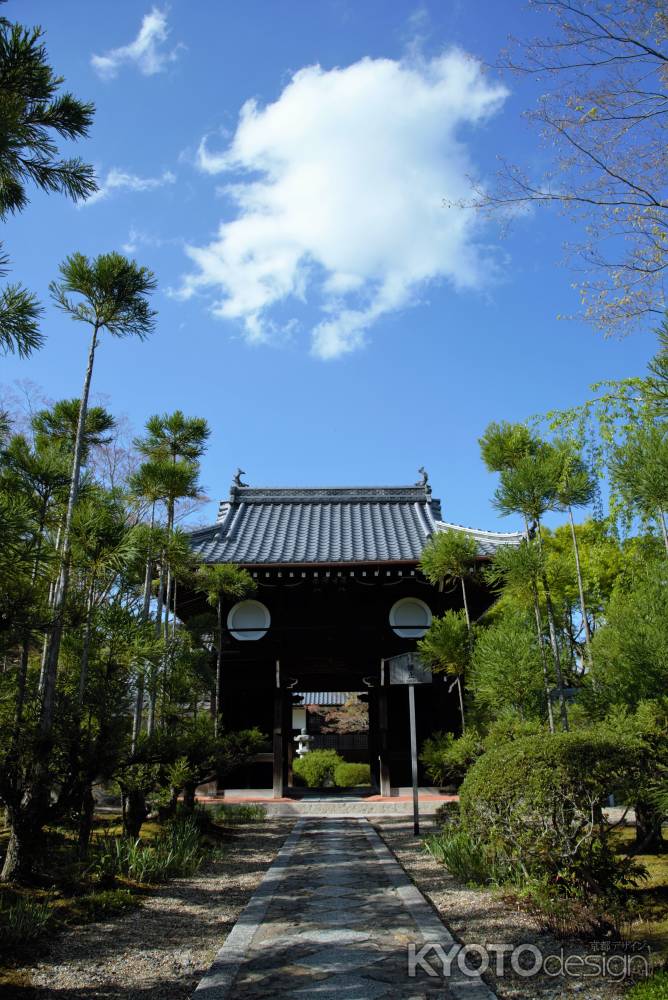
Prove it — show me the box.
[389,597,432,638]
[227,599,271,641]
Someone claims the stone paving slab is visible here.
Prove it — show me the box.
[193,818,498,1000]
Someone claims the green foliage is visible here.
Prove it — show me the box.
[136,410,211,465]
[419,529,478,590]
[333,762,371,787]
[470,613,547,721]
[0,13,96,356]
[493,448,562,523]
[0,896,53,957]
[418,610,470,680]
[420,730,483,786]
[424,828,497,885]
[292,749,344,788]
[0,19,95,217]
[553,439,596,511]
[50,252,157,339]
[433,800,460,827]
[459,733,645,894]
[510,877,637,940]
[196,563,256,607]
[611,423,668,532]
[0,281,42,357]
[92,817,203,884]
[590,560,668,709]
[626,973,668,1000]
[32,399,115,455]
[213,803,267,825]
[479,421,540,472]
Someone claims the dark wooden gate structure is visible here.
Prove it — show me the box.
[182,477,522,797]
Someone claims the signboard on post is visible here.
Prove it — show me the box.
[387,652,432,686]
[385,652,432,836]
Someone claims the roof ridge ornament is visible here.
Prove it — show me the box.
[233,467,248,488]
[416,466,429,488]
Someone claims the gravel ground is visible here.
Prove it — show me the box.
[4,820,294,1000]
[376,819,643,1000]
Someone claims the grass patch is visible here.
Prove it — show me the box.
[0,812,210,967]
[67,888,138,923]
[611,827,668,962]
[212,803,267,825]
[625,972,668,999]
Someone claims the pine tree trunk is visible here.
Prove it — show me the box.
[13,505,47,739]
[77,783,96,858]
[522,518,555,734]
[536,523,569,731]
[78,580,96,708]
[533,591,555,734]
[132,504,156,751]
[147,557,165,736]
[634,798,665,853]
[458,577,470,732]
[456,676,466,734]
[568,507,593,667]
[183,781,197,813]
[41,325,99,737]
[123,789,148,840]
[0,794,45,882]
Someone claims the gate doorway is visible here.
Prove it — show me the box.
[289,691,371,792]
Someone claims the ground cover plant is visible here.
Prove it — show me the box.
[0,799,267,969]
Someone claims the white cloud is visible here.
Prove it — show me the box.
[179,51,508,359]
[91,7,182,80]
[85,168,175,206]
[121,226,179,253]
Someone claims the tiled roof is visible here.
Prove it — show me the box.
[296,693,361,706]
[188,481,524,567]
[435,520,525,558]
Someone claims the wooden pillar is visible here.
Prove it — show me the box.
[272,660,284,799]
[367,690,379,790]
[282,690,292,790]
[378,660,391,797]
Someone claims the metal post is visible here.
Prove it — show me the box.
[408,683,419,836]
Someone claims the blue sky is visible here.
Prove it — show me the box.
[1,1,655,530]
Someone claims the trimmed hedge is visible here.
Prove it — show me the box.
[334,763,371,787]
[292,750,343,788]
[459,732,641,892]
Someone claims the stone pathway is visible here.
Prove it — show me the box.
[194,818,497,999]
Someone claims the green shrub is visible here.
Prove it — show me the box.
[0,897,53,957]
[292,750,344,788]
[433,800,460,827]
[213,803,267,824]
[424,829,498,885]
[626,973,668,999]
[420,730,483,786]
[459,732,643,894]
[508,878,638,940]
[89,816,203,884]
[333,763,371,787]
